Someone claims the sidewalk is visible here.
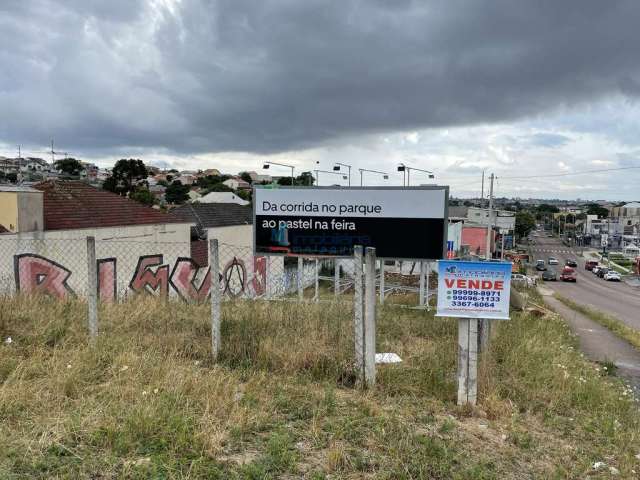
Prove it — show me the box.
[540,288,640,391]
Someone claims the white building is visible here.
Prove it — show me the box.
[223,178,251,190]
[198,191,249,206]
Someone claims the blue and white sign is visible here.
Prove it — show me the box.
[436,260,512,320]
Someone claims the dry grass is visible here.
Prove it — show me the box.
[0,294,639,478]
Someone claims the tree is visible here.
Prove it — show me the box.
[296,171,315,186]
[515,211,536,239]
[239,171,253,184]
[165,180,190,204]
[103,159,148,196]
[157,179,169,187]
[54,158,84,177]
[237,189,252,203]
[277,177,293,186]
[129,188,156,206]
[585,203,609,218]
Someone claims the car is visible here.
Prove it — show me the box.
[542,269,557,281]
[596,267,610,278]
[592,265,603,275]
[548,257,559,265]
[565,259,578,268]
[604,271,621,282]
[560,266,577,282]
[512,273,537,287]
[535,259,547,271]
[585,260,598,271]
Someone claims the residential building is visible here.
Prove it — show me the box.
[223,178,251,190]
[198,191,250,206]
[246,171,272,183]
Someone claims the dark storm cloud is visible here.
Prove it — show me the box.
[2,0,640,155]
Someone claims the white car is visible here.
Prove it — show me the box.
[512,273,537,287]
[548,257,559,265]
[604,271,621,282]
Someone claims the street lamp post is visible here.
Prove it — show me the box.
[333,163,352,186]
[263,161,295,186]
[397,164,435,186]
[358,168,389,186]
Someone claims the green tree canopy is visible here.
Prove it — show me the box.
[239,171,253,184]
[585,203,609,218]
[205,183,234,193]
[54,158,84,177]
[129,188,156,206]
[515,211,536,239]
[103,159,148,196]
[165,180,190,205]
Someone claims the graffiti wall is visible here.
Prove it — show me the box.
[0,238,288,302]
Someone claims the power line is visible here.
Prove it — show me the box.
[497,165,640,180]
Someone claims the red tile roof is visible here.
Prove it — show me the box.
[34,180,185,231]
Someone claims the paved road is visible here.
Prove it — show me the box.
[529,234,640,330]
[542,292,640,390]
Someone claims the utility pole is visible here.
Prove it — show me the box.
[481,170,485,206]
[17,145,21,159]
[484,173,495,260]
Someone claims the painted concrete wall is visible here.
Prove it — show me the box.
[17,192,44,233]
[0,192,18,232]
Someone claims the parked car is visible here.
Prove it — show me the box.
[560,266,577,282]
[542,269,557,281]
[512,273,537,287]
[604,271,621,282]
[548,257,559,265]
[565,259,578,268]
[596,267,610,278]
[592,265,603,275]
[585,260,598,271]
[536,259,547,271]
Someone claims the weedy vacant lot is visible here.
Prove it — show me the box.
[0,295,639,478]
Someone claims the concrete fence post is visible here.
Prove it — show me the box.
[334,259,340,297]
[353,246,364,381]
[457,318,478,405]
[210,239,221,359]
[297,257,304,301]
[86,236,98,340]
[364,247,377,387]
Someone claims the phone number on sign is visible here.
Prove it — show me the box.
[450,301,496,308]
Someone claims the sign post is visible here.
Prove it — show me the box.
[436,260,512,405]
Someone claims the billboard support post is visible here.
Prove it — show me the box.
[86,236,98,341]
[353,246,364,382]
[379,260,385,304]
[426,261,431,311]
[334,260,340,297]
[364,247,377,387]
[419,261,426,306]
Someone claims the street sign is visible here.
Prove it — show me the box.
[601,234,608,247]
[254,186,448,259]
[435,260,512,320]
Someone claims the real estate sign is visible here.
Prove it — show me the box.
[254,186,448,259]
[435,260,512,320]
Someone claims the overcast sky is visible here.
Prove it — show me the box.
[1,0,640,199]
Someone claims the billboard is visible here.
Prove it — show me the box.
[435,260,512,320]
[254,186,448,259]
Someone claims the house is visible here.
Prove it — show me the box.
[169,202,253,266]
[246,171,272,183]
[223,178,251,191]
[175,174,197,186]
[198,191,250,206]
[202,168,222,177]
[0,181,193,298]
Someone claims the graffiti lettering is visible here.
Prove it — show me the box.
[14,254,74,298]
[97,258,117,302]
[129,255,170,297]
[12,253,268,302]
[251,256,267,296]
[223,257,247,298]
[169,257,212,302]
